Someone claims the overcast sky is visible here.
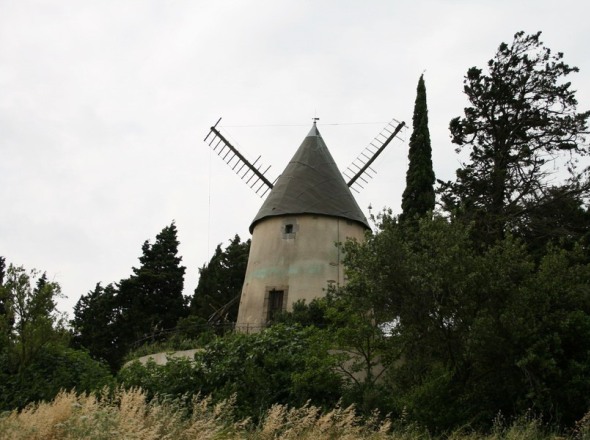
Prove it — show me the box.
[2,0,589,317]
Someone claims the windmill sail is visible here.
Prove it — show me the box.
[343,119,406,193]
[204,118,274,197]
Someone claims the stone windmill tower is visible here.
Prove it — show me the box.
[204,118,404,331]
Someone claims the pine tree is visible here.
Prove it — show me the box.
[71,283,123,371]
[190,234,250,324]
[0,256,10,350]
[440,31,589,243]
[0,257,5,286]
[1,265,64,370]
[117,222,187,346]
[401,74,435,221]
[0,256,6,319]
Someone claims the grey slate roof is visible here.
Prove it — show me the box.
[250,124,370,232]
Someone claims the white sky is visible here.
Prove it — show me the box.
[1,0,589,317]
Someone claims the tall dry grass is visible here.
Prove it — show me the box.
[0,387,589,439]
[0,388,390,440]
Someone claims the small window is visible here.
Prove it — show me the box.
[267,289,284,321]
[282,219,297,239]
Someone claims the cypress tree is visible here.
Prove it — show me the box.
[190,234,250,324]
[401,74,435,221]
[117,222,187,346]
[71,283,123,371]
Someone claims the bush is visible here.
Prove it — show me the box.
[0,345,113,410]
[118,324,342,420]
[118,356,202,402]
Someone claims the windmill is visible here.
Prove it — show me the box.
[204,117,405,332]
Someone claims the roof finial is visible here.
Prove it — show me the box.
[312,117,320,125]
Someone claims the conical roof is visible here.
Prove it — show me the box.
[250,124,370,232]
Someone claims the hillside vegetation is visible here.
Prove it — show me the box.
[2,388,590,439]
[1,31,590,437]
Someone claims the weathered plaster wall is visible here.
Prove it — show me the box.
[236,214,367,331]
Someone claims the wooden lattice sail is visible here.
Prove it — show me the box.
[204,118,274,197]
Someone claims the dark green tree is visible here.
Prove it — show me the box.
[516,184,590,257]
[0,263,113,410]
[441,31,589,243]
[0,345,113,410]
[1,265,66,371]
[71,283,124,371]
[401,74,435,221]
[340,215,590,431]
[0,256,9,348]
[117,222,187,348]
[0,256,5,286]
[189,234,250,324]
[72,223,188,370]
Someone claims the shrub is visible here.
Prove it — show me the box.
[0,345,113,410]
[117,324,342,420]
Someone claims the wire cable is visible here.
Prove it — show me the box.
[220,121,390,128]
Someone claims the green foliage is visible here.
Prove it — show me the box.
[401,73,435,222]
[441,31,590,243]
[0,264,67,371]
[0,256,5,285]
[172,315,216,343]
[0,256,11,351]
[0,262,113,410]
[273,293,393,415]
[71,283,123,372]
[427,31,590,428]
[123,316,215,362]
[6,32,590,435]
[119,357,200,402]
[517,185,590,257]
[123,340,197,363]
[506,245,590,424]
[118,324,342,420]
[189,234,250,324]
[72,222,188,371]
[323,292,391,412]
[0,345,113,410]
[197,324,341,416]
[340,214,590,431]
[272,298,329,328]
[0,256,5,300]
[119,233,250,366]
[117,222,187,344]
